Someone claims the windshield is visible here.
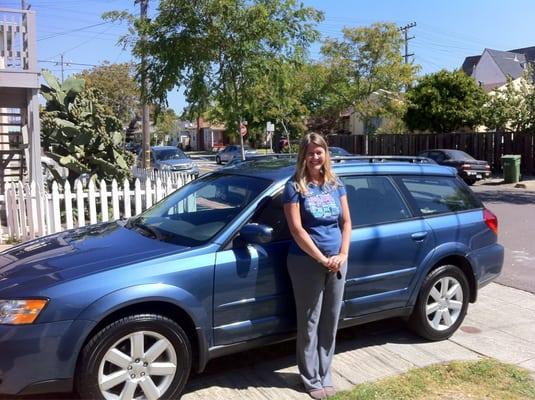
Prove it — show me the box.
[128,174,271,246]
[330,147,349,156]
[154,148,188,161]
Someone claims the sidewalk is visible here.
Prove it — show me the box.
[182,283,535,399]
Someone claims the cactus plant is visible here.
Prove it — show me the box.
[40,70,134,182]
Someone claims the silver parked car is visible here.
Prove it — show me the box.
[215,145,258,164]
[147,146,199,176]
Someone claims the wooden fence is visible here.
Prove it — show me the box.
[328,131,535,175]
[0,173,196,244]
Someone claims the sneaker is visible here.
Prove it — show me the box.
[308,388,326,399]
[324,386,336,397]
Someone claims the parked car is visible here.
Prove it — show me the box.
[418,149,491,185]
[0,157,503,399]
[143,146,199,176]
[223,153,294,167]
[215,145,258,164]
[329,146,353,157]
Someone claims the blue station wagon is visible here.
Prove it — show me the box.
[0,157,503,399]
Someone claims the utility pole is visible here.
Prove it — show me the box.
[137,0,151,170]
[399,22,416,64]
[60,53,65,83]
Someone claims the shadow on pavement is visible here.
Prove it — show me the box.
[473,189,535,205]
[1,319,423,399]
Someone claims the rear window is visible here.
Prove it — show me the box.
[399,176,481,215]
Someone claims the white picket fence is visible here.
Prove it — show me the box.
[0,172,196,244]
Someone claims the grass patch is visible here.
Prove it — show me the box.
[332,358,535,400]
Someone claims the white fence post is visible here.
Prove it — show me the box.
[76,180,85,227]
[3,173,196,242]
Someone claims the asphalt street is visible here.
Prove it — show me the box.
[471,181,535,294]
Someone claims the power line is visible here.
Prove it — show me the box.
[38,21,111,41]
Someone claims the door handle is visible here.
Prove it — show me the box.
[411,231,428,241]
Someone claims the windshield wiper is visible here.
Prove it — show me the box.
[126,218,168,241]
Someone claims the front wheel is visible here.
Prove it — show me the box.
[215,156,221,164]
[76,314,192,400]
[408,264,470,341]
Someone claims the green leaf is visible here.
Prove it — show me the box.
[62,78,85,95]
[42,69,61,92]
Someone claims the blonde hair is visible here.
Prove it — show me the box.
[293,133,338,195]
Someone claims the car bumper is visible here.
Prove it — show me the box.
[0,319,96,395]
[469,243,504,289]
[460,170,491,180]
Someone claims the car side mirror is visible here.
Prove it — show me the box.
[239,223,273,244]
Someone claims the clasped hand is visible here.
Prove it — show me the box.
[320,253,347,272]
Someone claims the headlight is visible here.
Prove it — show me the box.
[160,164,171,170]
[0,299,48,324]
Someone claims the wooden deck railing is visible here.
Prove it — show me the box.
[0,8,37,71]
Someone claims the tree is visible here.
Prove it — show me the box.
[76,62,140,125]
[108,0,322,139]
[482,70,535,132]
[40,70,134,182]
[153,107,178,145]
[404,70,487,133]
[318,22,418,133]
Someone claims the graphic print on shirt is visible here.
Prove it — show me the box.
[304,192,340,220]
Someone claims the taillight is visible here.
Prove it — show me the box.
[484,208,498,235]
[485,165,491,170]
[461,164,472,170]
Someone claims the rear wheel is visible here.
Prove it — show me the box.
[76,314,191,400]
[409,265,470,341]
[215,156,221,164]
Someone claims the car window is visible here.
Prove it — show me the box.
[251,192,290,242]
[131,174,271,246]
[429,151,445,163]
[399,176,482,215]
[341,175,411,227]
[154,148,188,161]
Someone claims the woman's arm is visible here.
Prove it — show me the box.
[284,202,331,267]
[331,194,352,270]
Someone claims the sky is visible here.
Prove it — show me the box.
[4,0,535,113]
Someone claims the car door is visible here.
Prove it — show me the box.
[340,175,435,317]
[212,191,295,345]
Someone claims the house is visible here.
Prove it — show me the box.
[338,89,403,135]
[461,46,535,92]
[0,7,42,191]
[195,117,227,151]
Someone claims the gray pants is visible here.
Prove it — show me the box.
[287,252,347,391]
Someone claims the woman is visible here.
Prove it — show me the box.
[283,133,352,399]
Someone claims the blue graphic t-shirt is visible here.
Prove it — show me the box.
[282,178,346,257]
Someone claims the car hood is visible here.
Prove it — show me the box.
[0,221,188,292]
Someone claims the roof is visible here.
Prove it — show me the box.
[462,46,535,79]
[217,157,456,183]
[486,48,526,79]
[461,55,481,75]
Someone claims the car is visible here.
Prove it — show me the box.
[0,156,503,399]
[145,146,199,176]
[223,153,294,167]
[329,146,353,157]
[418,149,491,185]
[215,145,258,164]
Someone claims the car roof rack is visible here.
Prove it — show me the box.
[331,155,435,164]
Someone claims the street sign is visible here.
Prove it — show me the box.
[240,121,248,136]
[266,121,275,132]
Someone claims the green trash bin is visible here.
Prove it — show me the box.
[501,155,521,183]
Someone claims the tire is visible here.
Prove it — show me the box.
[76,314,192,400]
[465,179,476,186]
[408,265,470,341]
[215,156,221,165]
